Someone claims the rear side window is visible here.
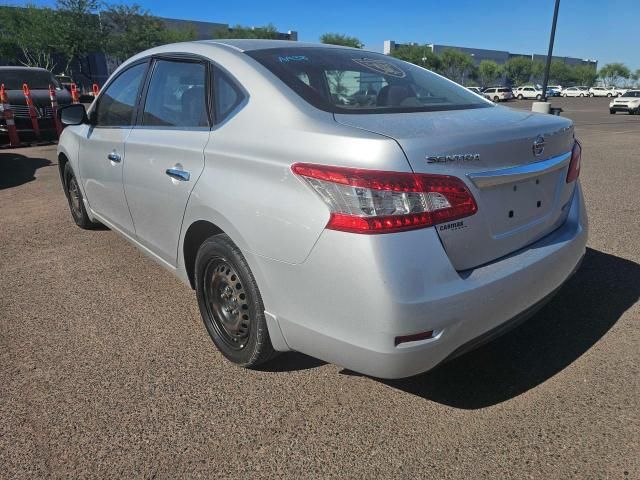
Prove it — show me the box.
[246,47,489,114]
[214,68,244,122]
[498,88,509,93]
[142,60,208,127]
[96,62,147,127]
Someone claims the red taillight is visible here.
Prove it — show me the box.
[566,139,582,183]
[291,163,478,234]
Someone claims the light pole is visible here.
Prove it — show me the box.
[541,0,561,102]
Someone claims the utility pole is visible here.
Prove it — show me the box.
[541,0,561,102]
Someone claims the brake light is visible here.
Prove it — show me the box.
[566,139,582,183]
[291,163,478,234]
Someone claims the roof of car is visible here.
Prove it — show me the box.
[0,66,51,72]
[197,39,360,52]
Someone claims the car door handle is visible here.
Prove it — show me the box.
[107,152,121,163]
[165,167,190,181]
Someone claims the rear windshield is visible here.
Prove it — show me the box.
[246,47,490,114]
[0,69,60,90]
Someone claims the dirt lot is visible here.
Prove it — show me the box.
[1,96,638,478]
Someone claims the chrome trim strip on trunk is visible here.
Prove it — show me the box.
[467,151,571,189]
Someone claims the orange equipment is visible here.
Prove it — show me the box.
[1,84,21,146]
[22,83,41,140]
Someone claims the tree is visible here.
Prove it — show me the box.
[55,0,102,72]
[549,60,573,85]
[598,63,631,86]
[439,49,474,85]
[390,44,441,71]
[0,5,61,70]
[101,5,196,62]
[503,57,532,85]
[530,61,545,83]
[572,64,598,87]
[215,23,280,40]
[478,60,501,87]
[319,33,363,48]
[633,69,640,87]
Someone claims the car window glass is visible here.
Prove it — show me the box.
[247,47,489,114]
[96,63,147,127]
[142,60,207,127]
[214,68,244,122]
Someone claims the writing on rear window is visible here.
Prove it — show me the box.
[278,55,309,63]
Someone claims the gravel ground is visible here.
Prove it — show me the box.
[1,96,638,479]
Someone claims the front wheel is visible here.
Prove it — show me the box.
[610,110,615,114]
[63,163,100,229]
[535,94,542,100]
[493,96,500,103]
[579,93,584,97]
[607,93,612,97]
[195,234,277,368]
[563,93,567,97]
[517,94,523,100]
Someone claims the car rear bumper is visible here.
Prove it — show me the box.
[251,182,587,379]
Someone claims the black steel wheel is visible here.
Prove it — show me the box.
[195,234,277,367]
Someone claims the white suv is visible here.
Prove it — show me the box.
[589,86,617,97]
[482,87,513,102]
[514,86,542,100]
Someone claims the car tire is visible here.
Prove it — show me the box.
[493,96,500,102]
[607,93,612,97]
[517,94,523,100]
[590,93,594,97]
[563,93,567,97]
[195,234,277,368]
[579,93,584,97]
[610,110,615,114]
[63,163,100,229]
[536,94,542,100]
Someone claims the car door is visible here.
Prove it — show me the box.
[79,61,149,234]
[123,57,211,266]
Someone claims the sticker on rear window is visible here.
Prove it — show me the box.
[351,58,406,78]
[278,55,309,63]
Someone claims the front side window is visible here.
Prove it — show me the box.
[246,47,489,114]
[96,62,147,127]
[142,60,208,127]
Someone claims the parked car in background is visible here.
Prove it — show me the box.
[482,86,513,102]
[1,66,72,143]
[56,40,587,379]
[514,86,543,100]
[609,90,640,114]
[55,74,75,92]
[589,86,617,97]
[548,85,563,96]
[562,86,588,97]
[466,86,482,94]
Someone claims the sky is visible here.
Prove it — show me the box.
[10,0,640,71]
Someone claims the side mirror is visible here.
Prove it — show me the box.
[59,104,88,126]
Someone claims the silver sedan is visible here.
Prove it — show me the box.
[57,40,587,379]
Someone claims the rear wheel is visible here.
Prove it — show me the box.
[607,93,612,97]
[195,234,277,368]
[610,110,615,114]
[563,93,567,97]
[63,163,100,229]
[579,93,584,97]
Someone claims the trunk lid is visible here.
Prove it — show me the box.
[335,106,577,270]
